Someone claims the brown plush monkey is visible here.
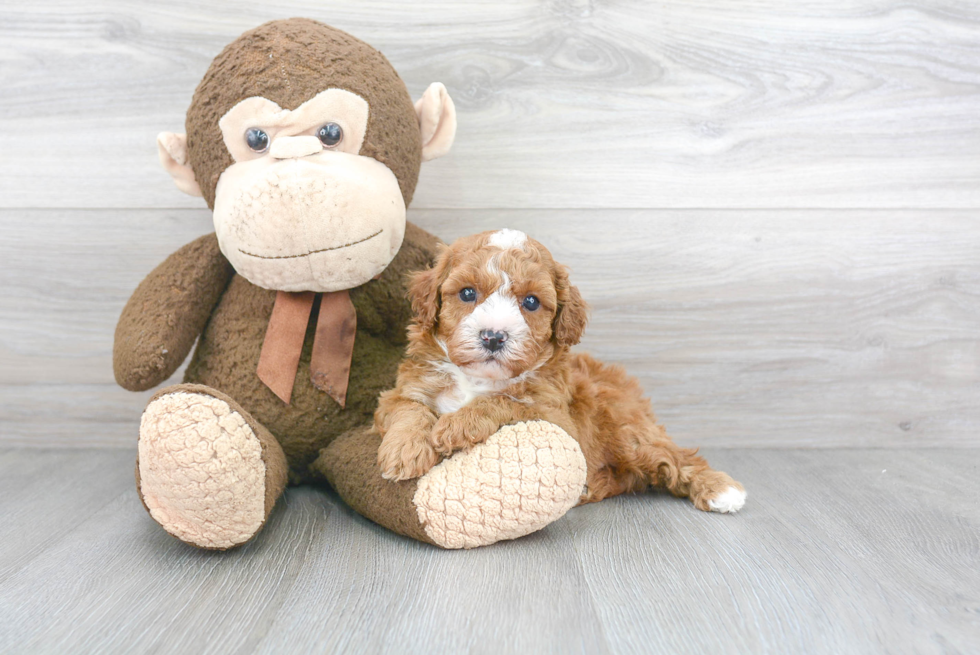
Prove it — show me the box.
[115,19,587,550]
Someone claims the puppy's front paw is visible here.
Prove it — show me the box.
[431,413,498,455]
[378,429,440,482]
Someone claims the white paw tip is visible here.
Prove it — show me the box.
[708,486,747,514]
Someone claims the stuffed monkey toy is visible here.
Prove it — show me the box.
[115,19,587,550]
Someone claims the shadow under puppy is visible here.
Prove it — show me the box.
[376,229,746,513]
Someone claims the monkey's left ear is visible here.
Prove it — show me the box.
[157,132,203,197]
[415,83,457,162]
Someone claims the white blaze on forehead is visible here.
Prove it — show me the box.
[485,254,500,276]
[488,229,527,250]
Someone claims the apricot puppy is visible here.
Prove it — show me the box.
[376,229,746,513]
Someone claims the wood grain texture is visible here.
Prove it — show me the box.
[2,1,979,209]
[2,4,977,653]
[1,208,976,448]
[0,448,976,654]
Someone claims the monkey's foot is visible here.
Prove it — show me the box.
[136,384,287,550]
[414,421,588,549]
[315,420,587,550]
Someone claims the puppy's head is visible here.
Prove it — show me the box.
[409,229,589,380]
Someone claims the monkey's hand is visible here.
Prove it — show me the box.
[113,233,233,391]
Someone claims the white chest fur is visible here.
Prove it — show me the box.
[434,362,497,414]
[432,361,516,415]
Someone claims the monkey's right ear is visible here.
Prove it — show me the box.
[157,132,203,197]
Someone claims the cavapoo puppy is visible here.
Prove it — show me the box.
[375,229,746,513]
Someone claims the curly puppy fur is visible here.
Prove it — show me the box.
[375,230,746,512]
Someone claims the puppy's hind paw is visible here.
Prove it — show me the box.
[707,486,747,514]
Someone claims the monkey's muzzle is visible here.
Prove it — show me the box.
[212,153,406,293]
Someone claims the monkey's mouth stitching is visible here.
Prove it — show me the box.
[239,229,383,260]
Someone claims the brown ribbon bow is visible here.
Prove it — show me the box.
[256,290,357,408]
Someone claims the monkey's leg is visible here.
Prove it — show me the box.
[312,420,588,549]
[136,384,288,550]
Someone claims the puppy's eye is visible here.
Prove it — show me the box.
[458,288,477,302]
[245,128,269,152]
[522,295,540,311]
[317,122,343,148]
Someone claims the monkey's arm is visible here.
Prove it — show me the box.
[113,233,234,391]
[350,221,442,345]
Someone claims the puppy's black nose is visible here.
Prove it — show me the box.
[480,329,508,353]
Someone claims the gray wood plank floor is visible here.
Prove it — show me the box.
[0,447,976,654]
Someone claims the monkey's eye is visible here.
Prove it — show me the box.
[317,123,343,148]
[245,128,269,153]
[458,288,477,303]
[522,295,540,311]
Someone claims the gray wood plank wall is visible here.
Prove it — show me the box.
[1,1,978,448]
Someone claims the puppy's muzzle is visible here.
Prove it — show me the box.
[480,329,508,353]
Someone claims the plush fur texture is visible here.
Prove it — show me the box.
[136,384,288,550]
[116,223,439,481]
[120,20,587,550]
[375,230,746,512]
[313,425,437,545]
[410,420,587,549]
[313,419,588,549]
[113,234,234,391]
[186,18,422,209]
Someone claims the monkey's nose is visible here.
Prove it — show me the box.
[480,329,508,353]
[269,135,322,160]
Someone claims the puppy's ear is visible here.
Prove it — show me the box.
[409,245,453,333]
[552,264,589,348]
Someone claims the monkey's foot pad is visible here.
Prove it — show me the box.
[137,391,267,550]
[413,420,587,549]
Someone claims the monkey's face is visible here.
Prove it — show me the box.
[211,90,405,292]
[157,19,457,293]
